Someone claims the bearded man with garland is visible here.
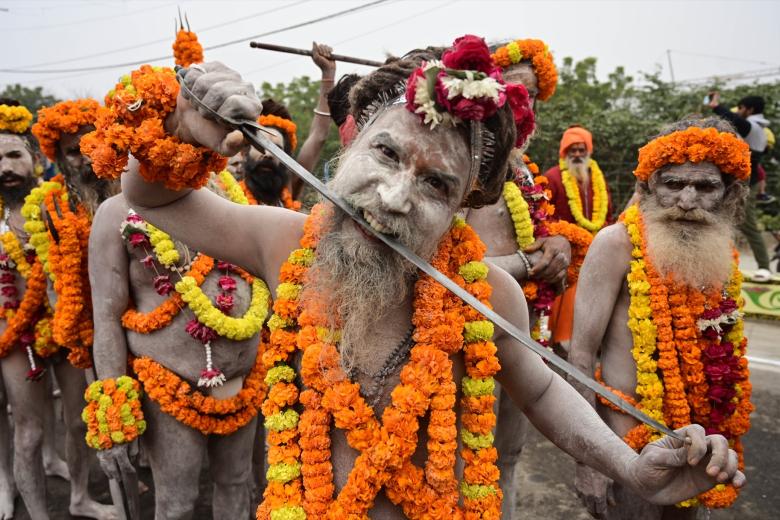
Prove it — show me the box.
[92,34,746,519]
[570,116,753,519]
[543,125,615,353]
[466,38,593,517]
[0,102,115,520]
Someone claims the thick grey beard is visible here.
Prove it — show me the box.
[301,207,418,372]
[565,155,590,184]
[59,161,120,216]
[639,196,735,289]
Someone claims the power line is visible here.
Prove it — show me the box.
[6,0,311,70]
[0,2,176,32]
[245,0,452,76]
[0,0,390,75]
[677,67,780,85]
[669,49,779,67]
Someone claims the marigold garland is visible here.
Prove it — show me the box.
[80,65,226,190]
[258,114,298,153]
[257,205,502,519]
[490,39,557,101]
[44,182,94,368]
[0,104,33,134]
[120,175,269,341]
[0,231,32,279]
[31,99,100,161]
[559,158,608,233]
[0,259,50,359]
[132,348,267,436]
[120,254,213,333]
[634,127,751,182]
[82,376,147,450]
[605,205,753,508]
[22,178,63,280]
[173,29,204,68]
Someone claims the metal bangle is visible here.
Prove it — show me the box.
[516,249,532,274]
[313,108,331,117]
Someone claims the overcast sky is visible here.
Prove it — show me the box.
[2,0,779,101]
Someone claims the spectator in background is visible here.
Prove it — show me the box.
[709,92,772,280]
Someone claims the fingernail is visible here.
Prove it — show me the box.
[708,466,719,476]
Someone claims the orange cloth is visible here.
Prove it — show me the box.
[550,281,577,343]
[559,126,593,158]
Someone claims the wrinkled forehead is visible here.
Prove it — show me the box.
[356,106,471,178]
[259,125,285,147]
[0,133,30,153]
[653,161,725,185]
[502,62,537,94]
[58,125,94,152]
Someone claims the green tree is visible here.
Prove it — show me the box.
[0,84,60,119]
[259,76,341,179]
[528,57,780,209]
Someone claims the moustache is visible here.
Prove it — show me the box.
[0,172,25,183]
[660,206,718,224]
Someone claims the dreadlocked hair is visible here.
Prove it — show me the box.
[327,73,361,127]
[349,48,517,208]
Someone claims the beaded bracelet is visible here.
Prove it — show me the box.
[82,376,147,450]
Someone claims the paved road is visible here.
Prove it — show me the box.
[11,320,779,519]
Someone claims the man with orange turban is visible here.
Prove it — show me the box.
[543,125,614,351]
[545,125,614,231]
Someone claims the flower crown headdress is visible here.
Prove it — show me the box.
[491,38,558,101]
[32,99,100,161]
[0,104,34,135]
[634,126,751,182]
[358,35,535,195]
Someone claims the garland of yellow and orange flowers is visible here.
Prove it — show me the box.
[24,176,94,368]
[502,155,592,347]
[559,158,608,234]
[257,204,502,520]
[121,203,269,388]
[0,197,59,375]
[604,204,752,508]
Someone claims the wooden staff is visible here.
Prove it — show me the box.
[249,41,384,67]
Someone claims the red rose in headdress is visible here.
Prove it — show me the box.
[505,83,536,147]
[442,35,494,74]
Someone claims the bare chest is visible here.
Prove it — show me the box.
[465,198,519,257]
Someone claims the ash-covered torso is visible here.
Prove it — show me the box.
[116,196,258,383]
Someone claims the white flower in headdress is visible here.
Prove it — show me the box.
[413,75,443,128]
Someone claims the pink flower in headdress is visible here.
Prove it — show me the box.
[505,83,536,147]
[442,35,494,74]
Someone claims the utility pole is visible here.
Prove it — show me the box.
[666,49,675,84]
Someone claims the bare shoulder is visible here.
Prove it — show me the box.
[92,194,130,235]
[590,222,632,264]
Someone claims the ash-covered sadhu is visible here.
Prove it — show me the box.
[103,32,745,519]
[570,116,753,519]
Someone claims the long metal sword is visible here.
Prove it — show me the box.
[177,74,684,442]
